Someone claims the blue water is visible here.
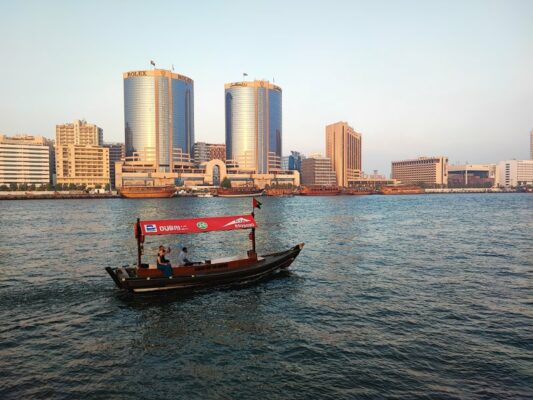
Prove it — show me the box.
[0,194,532,399]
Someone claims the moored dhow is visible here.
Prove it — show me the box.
[217,187,264,197]
[119,185,176,198]
[379,185,424,195]
[105,201,304,293]
[299,185,340,196]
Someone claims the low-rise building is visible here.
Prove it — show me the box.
[56,145,109,187]
[0,134,54,186]
[193,142,226,164]
[391,156,448,187]
[301,155,337,186]
[496,160,533,188]
[56,119,103,146]
[447,164,496,187]
[115,158,299,189]
[104,143,125,188]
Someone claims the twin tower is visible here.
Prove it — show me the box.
[123,69,282,173]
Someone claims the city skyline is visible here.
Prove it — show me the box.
[1,0,532,174]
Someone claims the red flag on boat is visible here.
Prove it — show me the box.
[253,198,262,209]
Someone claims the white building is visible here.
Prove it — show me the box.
[0,134,53,186]
[496,160,533,188]
[530,129,533,160]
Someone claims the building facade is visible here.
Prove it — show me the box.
[124,69,194,171]
[55,145,110,187]
[115,158,299,189]
[0,134,53,186]
[530,129,533,160]
[56,120,102,146]
[447,164,496,187]
[193,142,226,164]
[391,156,448,187]
[301,155,337,186]
[326,121,362,187]
[225,80,282,173]
[104,143,125,188]
[496,160,533,188]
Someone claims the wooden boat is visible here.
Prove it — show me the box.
[343,188,374,195]
[265,187,295,196]
[299,185,340,196]
[217,187,264,197]
[119,185,176,198]
[379,185,424,195]
[105,205,304,293]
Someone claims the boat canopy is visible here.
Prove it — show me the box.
[139,215,257,236]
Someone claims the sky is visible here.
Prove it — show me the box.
[1,0,532,174]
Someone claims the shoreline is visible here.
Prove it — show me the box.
[0,190,526,200]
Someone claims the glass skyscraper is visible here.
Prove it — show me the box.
[225,80,282,173]
[123,69,194,171]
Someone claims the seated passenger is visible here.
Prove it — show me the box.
[157,245,173,277]
[177,247,194,266]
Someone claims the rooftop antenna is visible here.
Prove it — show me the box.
[150,60,156,70]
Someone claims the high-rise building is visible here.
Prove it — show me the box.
[391,156,448,187]
[0,134,53,186]
[301,155,337,186]
[56,120,102,146]
[496,160,533,188]
[104,143,125,188]
[123,69,194,172]
[530,129,533,160]
[326,121,362,187]
[55,145,109,187]
[193,142,226,164]
[225,80,282,173]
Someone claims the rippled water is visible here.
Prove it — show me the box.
[0,194,532,399]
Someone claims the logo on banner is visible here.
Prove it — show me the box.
[196,221,208,229]
[145,224,157,233]
[223,217,254,228]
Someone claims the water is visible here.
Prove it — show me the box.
[0,194,531,399]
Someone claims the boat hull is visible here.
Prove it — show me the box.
[106,243,304,293]
[119,185,176,198]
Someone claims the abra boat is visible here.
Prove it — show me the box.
[299,185,340,196]
[217,187,264,197]
[119,185,176,198]
[105,203,304,293]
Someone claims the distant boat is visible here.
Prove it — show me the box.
[217,187,264,197]
[265,187,296,196]
[299,186,340,196]
[343,188,374,195]
[119,185,176,198]
[379,185,424,195]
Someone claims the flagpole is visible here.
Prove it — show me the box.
[251,198,256,254]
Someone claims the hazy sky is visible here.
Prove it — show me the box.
[1,0,532,174]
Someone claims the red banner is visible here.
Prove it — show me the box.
[139,215,257,236]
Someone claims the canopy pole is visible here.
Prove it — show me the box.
[136,217,142,267]
[251,211,256,254]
